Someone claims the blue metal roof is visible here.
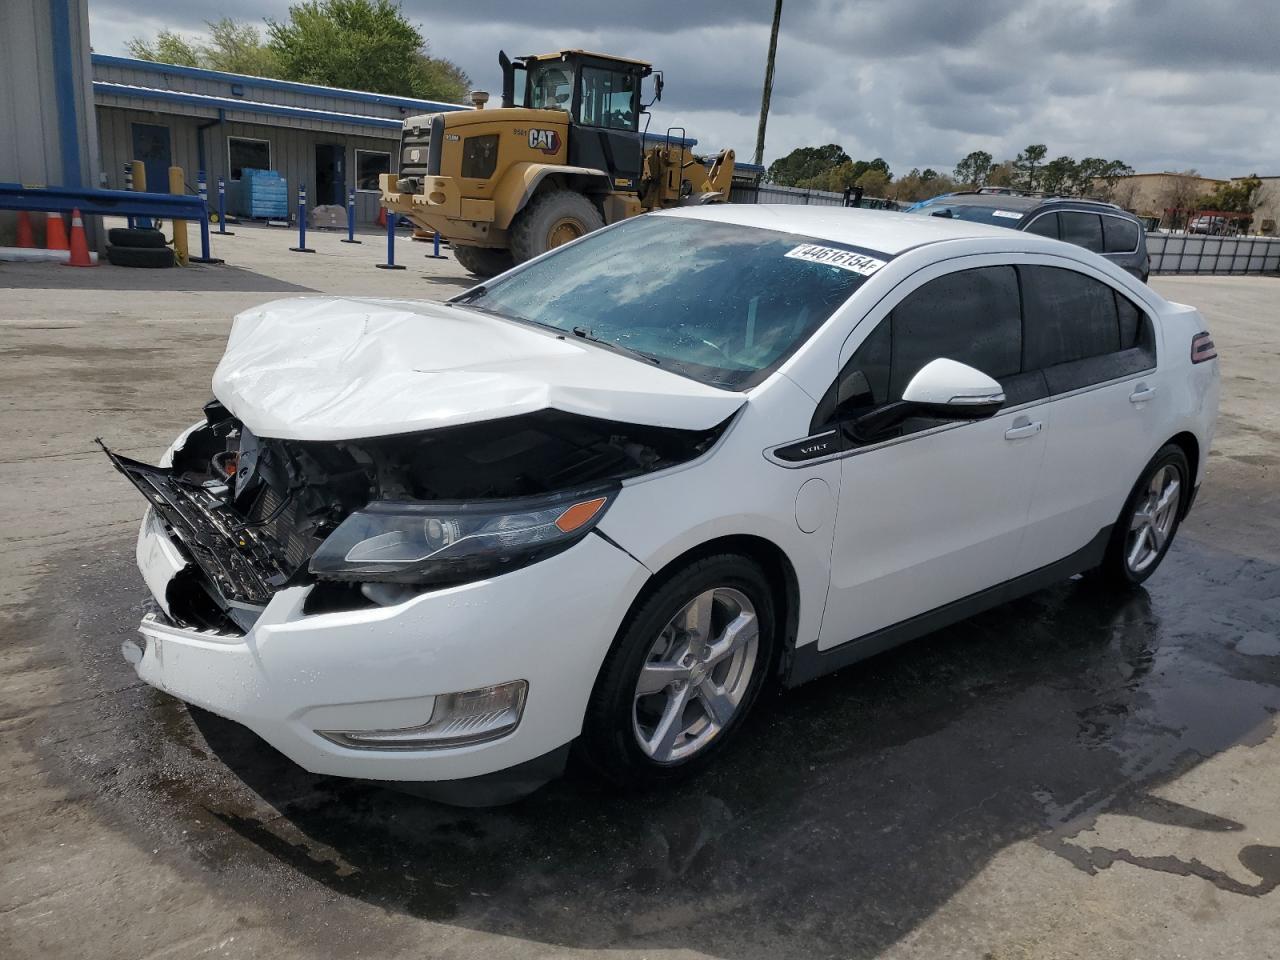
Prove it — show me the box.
[93,81,406,130]
[91,54,469,114]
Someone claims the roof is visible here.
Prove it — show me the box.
[655,204,1046,255]
[523,50,653,67]
[91,54,468,115]
[93,81,407,131]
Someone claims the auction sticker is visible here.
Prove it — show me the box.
[991,210,1023,219]
[785,244,887,275]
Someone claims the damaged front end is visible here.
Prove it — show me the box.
[106,401,727,632]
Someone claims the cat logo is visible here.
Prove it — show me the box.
[527,129,561,154]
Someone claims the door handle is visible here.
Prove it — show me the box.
[1004,420,1042,441]
[1129,385,1157,403]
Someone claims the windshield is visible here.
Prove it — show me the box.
[455,216,886,389]
[908,200,1031,227]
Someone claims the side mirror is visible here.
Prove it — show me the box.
[849,358,1004,440]
[900,358,1005,419]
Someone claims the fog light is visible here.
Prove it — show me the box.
[316,680,528,750]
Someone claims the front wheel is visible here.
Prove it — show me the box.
[577,554,776,787]
[1092,443,1189,587]
[452,244,513,277]
[509,189,604,263]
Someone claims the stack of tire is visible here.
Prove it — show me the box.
[106,227,173,268]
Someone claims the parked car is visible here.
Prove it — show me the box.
[1188,215,1231,236]
[106,206,1218,804]
[907,193,1151,281]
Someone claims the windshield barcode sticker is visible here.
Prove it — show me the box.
[991,210,1023,220]
[785,244,887,275]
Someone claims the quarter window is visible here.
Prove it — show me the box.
[1103,216,1140,253]
[1059,212,1104,253]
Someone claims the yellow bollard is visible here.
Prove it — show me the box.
[169,166,189,266]
[130,159,146,193]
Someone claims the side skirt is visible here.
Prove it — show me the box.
[785,525,1113,688]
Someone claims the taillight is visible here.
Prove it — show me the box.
[1191,332,1217,363]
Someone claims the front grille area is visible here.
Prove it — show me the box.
[106,448,289,605]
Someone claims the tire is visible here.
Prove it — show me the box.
[107,227,167,249]
[577,553,776,787]
[105,244,175,268]
[1091,443,1189,588]
[509,189,604,263]
[452,244,514,277]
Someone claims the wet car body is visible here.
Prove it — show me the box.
[107,205,1218,803]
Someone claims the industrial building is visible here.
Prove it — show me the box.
[92,55,469,224]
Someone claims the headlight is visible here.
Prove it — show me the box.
[309,487,616,585]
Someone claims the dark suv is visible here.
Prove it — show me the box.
[907,193,1150,282]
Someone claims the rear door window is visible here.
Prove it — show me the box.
[1059,212,1105,253]
[1021,265,1155,393]
[1103,216,1140,253]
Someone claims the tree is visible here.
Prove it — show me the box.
[128,29,200,67]
[854,169,891,197]
[766,143,850,185]
[953,150,993,188]
[415,50,470,103]
[1157,170,1206,229]
[1013,143,1047,190]
[794,156,892,192]
[1039,155,1076,196]
[1201,175,1262,213]
[202,18,279,76]
[985,160,1016,188]
[267,0,467,99]
[892,169,957,203]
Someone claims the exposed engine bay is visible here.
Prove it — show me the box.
[105,401,727,631]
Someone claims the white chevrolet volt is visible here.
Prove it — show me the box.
[107,205,1219,804]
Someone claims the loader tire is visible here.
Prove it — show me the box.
[107,227,167,249]
[509,189,604,263]
[452,244,514,277]
[106,245,175,268]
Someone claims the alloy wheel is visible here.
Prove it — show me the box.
[1125,463,1181,574]
[631,587,759,764]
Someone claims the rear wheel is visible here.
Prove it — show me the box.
[509,189,604,263]
[452,244,514,277]
[1092,443,1189,587]
[578,554,775,786]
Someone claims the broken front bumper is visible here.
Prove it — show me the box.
[127,505,649,783]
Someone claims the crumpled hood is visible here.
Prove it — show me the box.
[212,297,746,440]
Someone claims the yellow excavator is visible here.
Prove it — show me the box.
[380,49,735,275]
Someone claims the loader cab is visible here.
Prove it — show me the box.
[501,49,655,186]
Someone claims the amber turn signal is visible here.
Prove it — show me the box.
[555,497,608,533]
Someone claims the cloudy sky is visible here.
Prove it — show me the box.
[88,0,1279,179]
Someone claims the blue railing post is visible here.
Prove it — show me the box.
[426,230,446,259]
[123,163,135,229]
[340,188,361,244]
[189,170,223,264]
[216,176,234,235]
[376,207,405,270]
[290,183,315,253]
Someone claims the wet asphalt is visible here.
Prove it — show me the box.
[2,242,1278,958]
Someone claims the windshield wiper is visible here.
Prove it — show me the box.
[449,285,487,304]
[570,326,661,365]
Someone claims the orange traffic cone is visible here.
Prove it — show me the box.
[45,211,69,251]
[16,211,35,248]
[376,206,387,228]
[63,208,95,267]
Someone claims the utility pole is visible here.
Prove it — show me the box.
[753,0,783,168]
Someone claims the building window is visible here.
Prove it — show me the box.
[356,149,392,191]
[228,137,271,180]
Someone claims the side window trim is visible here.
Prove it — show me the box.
[1023,211,1061,239]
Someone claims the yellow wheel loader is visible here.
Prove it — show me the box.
[380,49,735,275]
